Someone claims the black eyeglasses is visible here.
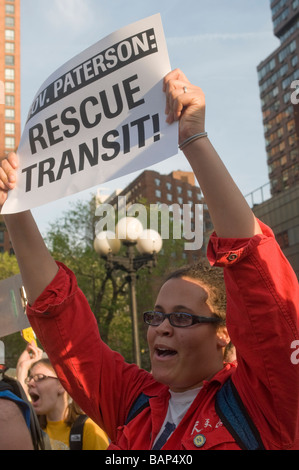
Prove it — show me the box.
[25,374,59,385]
[143,311,221,328]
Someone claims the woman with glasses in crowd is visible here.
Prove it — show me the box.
[16,342,109,450]
[0,69,298,450]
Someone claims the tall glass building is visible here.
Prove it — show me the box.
[257,0,299,195]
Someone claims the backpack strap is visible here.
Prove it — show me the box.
[69,414,88,450]
[0,389,31,428]
[125,393,151,425]
[215,377,265,450]
[41,430,52,450]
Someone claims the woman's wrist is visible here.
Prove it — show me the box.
[179,132,208,150]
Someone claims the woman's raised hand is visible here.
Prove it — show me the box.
[0,152,18,210]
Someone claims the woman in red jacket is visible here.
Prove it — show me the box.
[0,69,298,450]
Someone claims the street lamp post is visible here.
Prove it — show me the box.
[94,217,162,367]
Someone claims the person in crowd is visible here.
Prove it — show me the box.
[0,68,298,450]
[16,342,109,450]
[0,398,33,450]
[16,341,44,401]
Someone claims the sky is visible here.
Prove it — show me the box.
[19,0,280,234]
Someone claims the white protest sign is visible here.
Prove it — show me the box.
[2,14,178,214]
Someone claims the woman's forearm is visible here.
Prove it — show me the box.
[183,137,262,238]
[163,69,261,239]
[4,211,58,305]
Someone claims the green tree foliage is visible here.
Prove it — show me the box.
[45,197,132,357]
[0,251,19,279]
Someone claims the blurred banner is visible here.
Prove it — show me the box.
[0,274,30,337]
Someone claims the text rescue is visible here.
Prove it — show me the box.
[22,29,161,192]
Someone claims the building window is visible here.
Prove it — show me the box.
[0,232,4,243]
[5,16,15,27]
[5,136,15,149]
[5,4,14,14]
[258,58,276,80]
[282,169,289,188]
[155,189,161,198]
[292,55,298,67]
[276,230,289,249]
[177,186,182,194]
[5,95,15,106]
[5,108,15,120]
[283,91,290,104]
[273,7,289,29]
[261,86,279,105]
[167,193,172,202]
[166,182,172,191]
[5,55,14,66]
[5,68,14,80]
[5,82,14,93]
[290,149,299,160]
[5,42,15,53]
[278,39,296,62]
[5,29,14,41]
[279,141,285,152]
[5,123,15,135]
[287,120,295,132]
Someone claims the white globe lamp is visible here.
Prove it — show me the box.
[94,231,121,256]
[136,229,163,254]
[116,217,144,242]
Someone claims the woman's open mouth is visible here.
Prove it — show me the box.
[29,391,40,407]
[154,346,177,360]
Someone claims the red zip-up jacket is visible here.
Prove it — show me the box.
[27,221,299,450]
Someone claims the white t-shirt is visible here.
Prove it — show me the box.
[152,386,202,448]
